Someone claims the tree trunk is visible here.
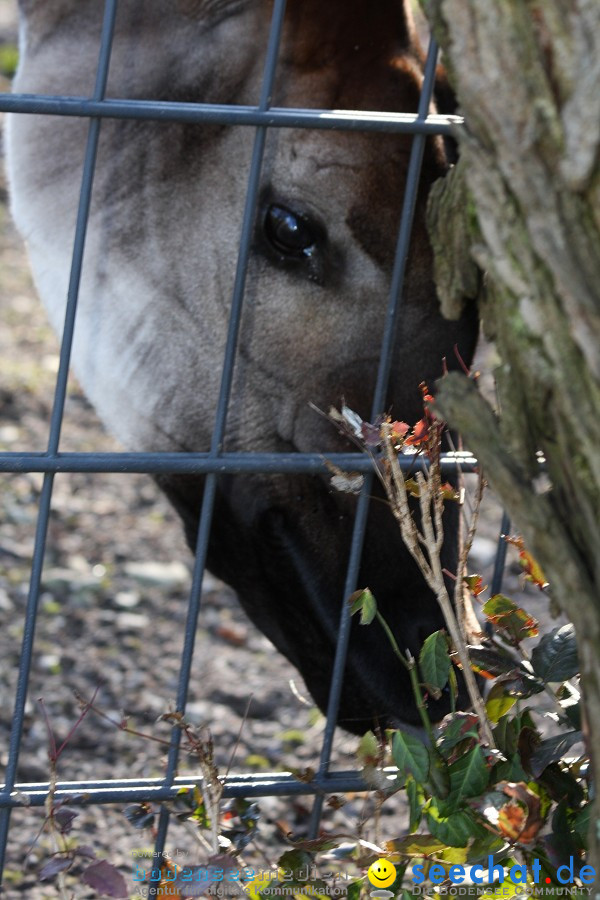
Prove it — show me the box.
[424,0,600,872]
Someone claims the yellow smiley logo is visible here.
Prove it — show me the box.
[367,858,397,889]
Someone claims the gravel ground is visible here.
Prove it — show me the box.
[0,7,564,897]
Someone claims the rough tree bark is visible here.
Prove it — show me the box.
[423,0,600,875]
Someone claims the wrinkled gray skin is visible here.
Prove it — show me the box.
[7,0,478,733]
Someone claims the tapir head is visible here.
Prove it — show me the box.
[7,0,478,733]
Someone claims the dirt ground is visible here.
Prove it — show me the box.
[0,5,564,898]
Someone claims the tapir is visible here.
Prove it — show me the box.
[6,0,478,734]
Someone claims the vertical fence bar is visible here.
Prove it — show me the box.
[490,511,511,599]
[307,36,443,835]
[148,1,289,890]
[0,0,118,878]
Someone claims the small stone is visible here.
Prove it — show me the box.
[41,354,59,372]
[114,591,141,609]
[0,588,14,612]
[0,424,20,442]
[38,654,61,673]
[123,560,190,588]
[66,555,92,575]
[42,568,103,594]
[115,612,150,631]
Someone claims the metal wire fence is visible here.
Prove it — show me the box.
[0,0,510,892]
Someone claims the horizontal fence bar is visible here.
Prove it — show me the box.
[0,94,463,134]
[0,769,399,807]
[0,451,479,475]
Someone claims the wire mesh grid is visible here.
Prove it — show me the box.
[0,0,509,891]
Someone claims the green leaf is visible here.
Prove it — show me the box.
[465,834,505,865]
[524,780,553,823]
[436,712,479,758]
[541,800,582,873]
[483,594,539,642]
[492,719,512,757]
[392,730,430,783]
[346,881,362,900]
[531,624,579,682]
[425,805,481,848]
[389,834,446,856]
[445,747,490,812]
[493,713,523,757]
[427,751,451,800]
[348,587,377,624]
[356,730,379,766]
[485,682,516,724]
[478,871,527,900]
[531,845,563,887]
[520,709,537,731]
[278,850,314,879]
[405,776,423,832]
[419,631,451,692]
[499,669,545,699]
[538,763,584,807]
[492,752,528,785]
[467,645,522,678]
[573,804,590,851]
[551,798,573,844]
[438,846,469,865]
[529,731,583,778]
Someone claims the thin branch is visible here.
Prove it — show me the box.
[379,423,495,748]
[454,470,486,641]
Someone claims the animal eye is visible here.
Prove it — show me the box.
[264,204,316,258]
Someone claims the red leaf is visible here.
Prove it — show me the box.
[498,800,528,841]
[483,594,539,642]
[39,856,73,881]
[463,574,487,598]
[505,536,549,589]
[497,782,544,844]
[405,418,429,446]
[81,860,128,898]
[389,420,409,440]
[440,482,460,501]
[419,382,434,403]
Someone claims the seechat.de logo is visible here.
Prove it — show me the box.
[411,856,595,887]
